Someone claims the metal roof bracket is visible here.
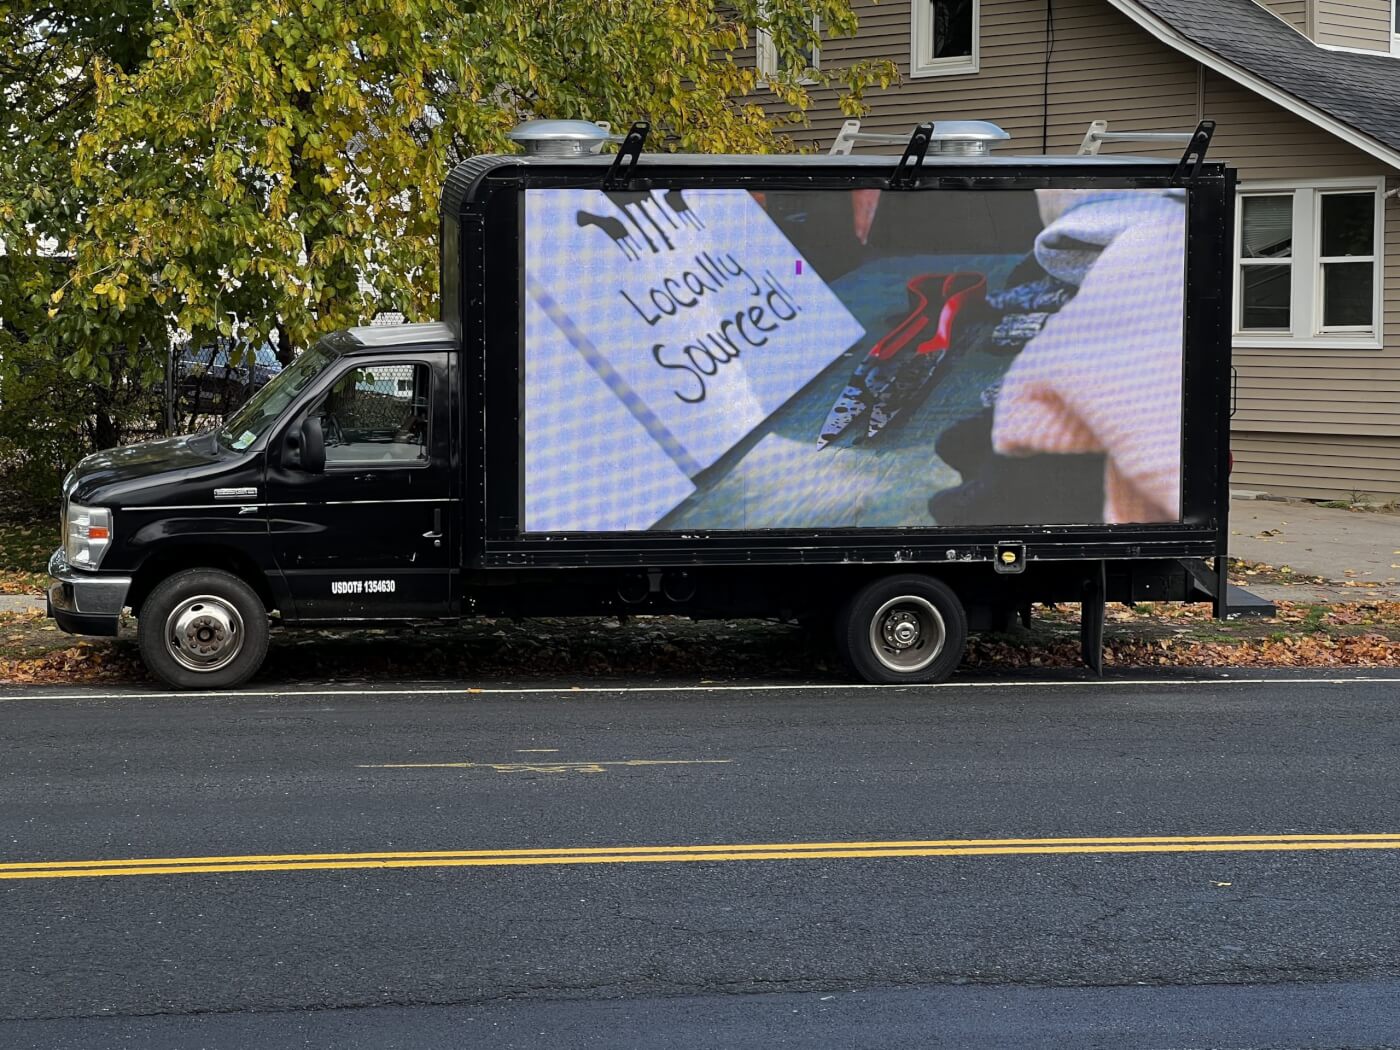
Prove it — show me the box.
[1170,120,1217,185]
[603,121,650,189]
[887,122,935,189]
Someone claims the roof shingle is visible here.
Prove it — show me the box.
[1120,0,1400,160]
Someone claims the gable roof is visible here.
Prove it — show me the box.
[1109,0,1400,169]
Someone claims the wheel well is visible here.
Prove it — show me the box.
[127,546,275,617]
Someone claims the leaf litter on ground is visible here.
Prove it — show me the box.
[3,597,1399,687]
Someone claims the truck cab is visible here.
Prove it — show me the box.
[49,322,459,687]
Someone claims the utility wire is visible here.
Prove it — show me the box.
[1041,0,1055,153]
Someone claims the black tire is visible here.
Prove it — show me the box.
[837,574,967,685]
[137,569,269,690]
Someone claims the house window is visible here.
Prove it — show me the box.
[1238,194,1292,331]
[1235,182,1385,349]
[757,9,820,83]
[911,0,979,78]
[1393,0,1400,55]
[1318,192,1376,330]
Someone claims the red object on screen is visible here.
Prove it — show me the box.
[819,272,988,447]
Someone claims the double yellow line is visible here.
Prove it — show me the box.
[4,833,1400,881]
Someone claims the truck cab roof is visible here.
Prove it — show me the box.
[326,322,457,354]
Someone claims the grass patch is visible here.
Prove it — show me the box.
[1299,604,1327,633]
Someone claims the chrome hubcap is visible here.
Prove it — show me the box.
[869,596,946,673]
[165,595,243,673]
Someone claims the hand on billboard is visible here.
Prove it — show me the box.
[991,193,1186,523]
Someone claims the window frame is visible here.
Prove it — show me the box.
[1233,178,1386,351]
[1393,0,1400,56]
[1236,191,1294,335]
[1315,189,1379,334]
[316,358,434,471]
[756,9,820,86]
[910,0,980,79]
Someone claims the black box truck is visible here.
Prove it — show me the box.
[47,118,1244,689]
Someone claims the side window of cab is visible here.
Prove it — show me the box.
[314,363,430,467]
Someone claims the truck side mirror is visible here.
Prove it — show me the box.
[299,415,325,473]
[283,415,325,473]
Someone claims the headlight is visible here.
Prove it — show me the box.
[64,504,113,570]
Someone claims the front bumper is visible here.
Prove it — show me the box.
[46,549,131,637]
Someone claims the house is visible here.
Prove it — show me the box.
[766,0,1400,501]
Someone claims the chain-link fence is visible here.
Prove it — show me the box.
[169,341,283,434]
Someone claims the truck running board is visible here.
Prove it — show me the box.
[1177,558,1277,620]
[1222,584,1277,620]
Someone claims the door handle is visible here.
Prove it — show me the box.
[423,508,443,545]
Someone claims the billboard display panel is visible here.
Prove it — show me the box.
[522,186,1186,532]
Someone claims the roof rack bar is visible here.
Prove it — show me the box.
[1078,120,1195,156]
[829,119,919,155]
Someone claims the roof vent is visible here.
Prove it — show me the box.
[927,120,1010,156]
[507,119,622,157]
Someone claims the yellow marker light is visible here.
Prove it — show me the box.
[1001,551,1017,564]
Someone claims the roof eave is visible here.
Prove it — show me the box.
[1107,0,1400,171]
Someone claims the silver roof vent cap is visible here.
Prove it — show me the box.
[928,120,1010,156]
[507,119,623,157]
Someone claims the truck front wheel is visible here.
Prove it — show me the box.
[838,575,967,685]
[137,569,269,690]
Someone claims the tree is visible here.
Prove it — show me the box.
[1,0,892,493]
[1,1,163,460]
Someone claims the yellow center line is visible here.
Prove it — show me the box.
[3,833,1400,880]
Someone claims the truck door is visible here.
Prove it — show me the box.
[265,353,455,620]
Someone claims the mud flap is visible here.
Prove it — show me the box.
[1080,561,1106,676]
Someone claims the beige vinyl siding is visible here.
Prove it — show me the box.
[778,0,1400,498]
[1231,434,1400,498]
[1313,0,1393,49]
[786,0,1201,155]
[1258,0,1310,33]
[1216,71,1400,496]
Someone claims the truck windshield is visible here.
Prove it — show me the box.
[217,343,336,452]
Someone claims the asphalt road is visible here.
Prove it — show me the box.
[3,671,1400,1048]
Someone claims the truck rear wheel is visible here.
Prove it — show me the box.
[137,569,269,690]
[838,575,967,685]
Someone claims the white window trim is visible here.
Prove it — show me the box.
[757,10,820,87]
[1233,177,1386,351]
[1315,41,1399,58]
[910,0,980,79]
[1393,0,1400,56]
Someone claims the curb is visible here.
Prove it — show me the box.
[0,595,45,615]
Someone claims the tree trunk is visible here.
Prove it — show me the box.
[275,322,296,367]
[91,402,119,452]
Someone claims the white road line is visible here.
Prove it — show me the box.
[1,675,1398,702]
